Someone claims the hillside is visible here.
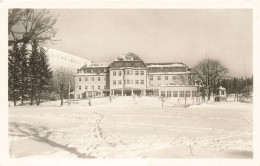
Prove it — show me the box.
[45,48,91,73]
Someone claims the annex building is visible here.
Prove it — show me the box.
[74,52,197,99]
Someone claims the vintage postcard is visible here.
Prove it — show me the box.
[1,1,260,166]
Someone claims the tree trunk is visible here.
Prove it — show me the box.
[60,83,64,106]
[208,89,211,101]
[61,93,63,106]
[36,93,40,106]
[30,89,34,105]
[37,98,40,105]
[36,90,41,106]
[13,91,16,106]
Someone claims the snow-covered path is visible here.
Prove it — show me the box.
[8,97,252,158]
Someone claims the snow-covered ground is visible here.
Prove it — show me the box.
[8,97,252,158]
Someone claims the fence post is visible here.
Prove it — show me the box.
[185,91,187,108]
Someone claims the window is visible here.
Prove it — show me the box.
[158,76,161,80]
[165,76,168,80]
[135,71,139,75]
[167,91,171,97]
[141,71,144,75]
[127,80,130,84]
[180,75,184,79]
[135,80,139,84]
[118,71,122,76]
[113,71,116,76]
[92,77,94,81]
[116,63,122,66]
[130,70,133,75]
[127,70,130,75]
[85,77,88,81]
[173,91,178,97]
[79,77,81,81]
[186,91,190,97]
[98,86,100,90]
[113,80,116,85]
[98,77,100,81]
[173,76,177,80]
[131,80,133,84]
[125,62,131,66]
[161,91,165,97]
[79,86,81,90]
[134,62,141,66]
[92,86,94,90]
[192,91,197,97]
[221,91,224,95]
[179,91,184,97]
[150,76,153,81]
[118,80,121,84]
[141,80,144,84]
[85,86,88,90]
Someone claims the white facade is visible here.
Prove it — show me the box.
[109,69,147,90]
[74,63,108,98]
[74,52,196,99]
[159,85,197,98]
[148,73,193,88]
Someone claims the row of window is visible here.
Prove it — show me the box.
[161,90,197,97]
[79,76,106,82]
[79,85,106,90]
[150,75,185,81]
[78,74,190,81]
[113,70,145,76]
[113,80,145,85]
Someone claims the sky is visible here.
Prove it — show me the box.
[45,9,252,77]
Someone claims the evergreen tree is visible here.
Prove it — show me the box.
[8,44,21,106]
[28,40,41,105]
[35,47,53,105]
[18,43,30,105]
[8,9,58,106]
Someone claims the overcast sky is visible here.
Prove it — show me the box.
[45,9,252,77]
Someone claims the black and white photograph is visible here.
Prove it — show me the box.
[1,1,260,166]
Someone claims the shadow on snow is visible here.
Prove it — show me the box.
[9,122,95,158]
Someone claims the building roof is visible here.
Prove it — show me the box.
[114,52,143,62]
[148,71,194,75]
[145,62,188,68]
[108,52,146,69]
[76,53,192,74]
[81,62,109,69]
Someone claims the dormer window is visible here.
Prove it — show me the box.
[125,55,133,60]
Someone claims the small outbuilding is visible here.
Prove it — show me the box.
[215,86,227,102]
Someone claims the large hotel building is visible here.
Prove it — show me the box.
[74,52,197,98]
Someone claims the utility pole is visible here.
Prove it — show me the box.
[184,91,187,108]
[68,76,70,107]
[243,56,248,98]
[206,52,209,103]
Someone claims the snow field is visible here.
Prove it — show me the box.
[8,96,252,158]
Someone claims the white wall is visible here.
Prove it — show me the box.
[159,86,197,98]
[110,69,147,90]
[74,74,106,98]
[148,74,190,87]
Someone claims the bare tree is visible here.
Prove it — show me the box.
[51,67,74,106]
[9,9,58,45]
[193,58,228,100]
